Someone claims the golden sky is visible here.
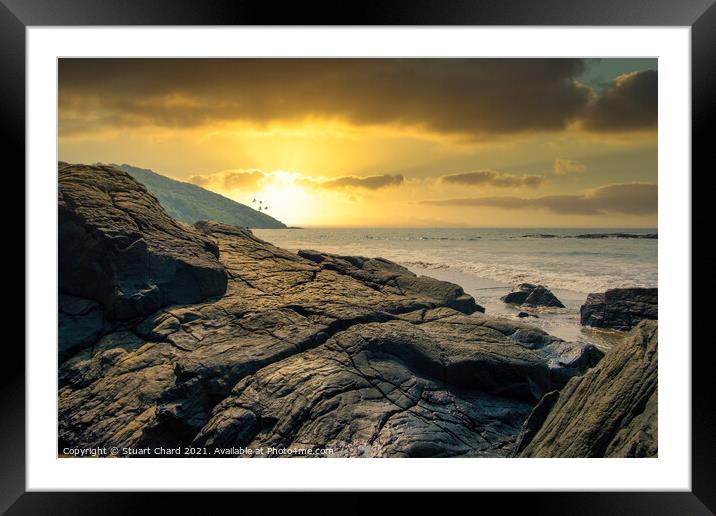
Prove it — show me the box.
[58,58,657,228]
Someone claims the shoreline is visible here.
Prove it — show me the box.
[253,226,655,350]
[265,244,628,350]
[394,263,626,350]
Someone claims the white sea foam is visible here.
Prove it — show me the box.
[254,227,658,295]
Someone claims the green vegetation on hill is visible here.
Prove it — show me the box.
[113,164,286,229]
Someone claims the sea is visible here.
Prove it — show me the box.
[253,227,658,349]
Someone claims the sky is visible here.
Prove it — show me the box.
[58,58,657,228]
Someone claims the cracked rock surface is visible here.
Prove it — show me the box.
[58,165,604,457]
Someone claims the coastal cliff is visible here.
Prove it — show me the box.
[58,163,652,458]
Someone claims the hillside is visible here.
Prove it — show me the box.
[112,164,286,229]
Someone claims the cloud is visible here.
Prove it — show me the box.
[58,58,655,139]
[189,169,267,190]
[300,174,404,190]
[553,158,586,175]
[189,169,404,193]
[420,182,656,215]
[441,170,545,189]
[580,70,657,131]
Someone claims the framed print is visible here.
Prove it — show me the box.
[4,0,713,513]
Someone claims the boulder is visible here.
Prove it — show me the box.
[501,283,565,308]
[516,320,657,458]
[58,163,228,320]
[580,287,657,330]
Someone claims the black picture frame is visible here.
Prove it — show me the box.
[4,0,711,513]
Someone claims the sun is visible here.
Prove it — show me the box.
[253,170,314,225]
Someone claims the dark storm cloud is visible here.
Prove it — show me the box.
[58,59,657,137]
[301,174,405,190]
[441,170,545,188]
[421,183,656,215]
[580,70,657,131]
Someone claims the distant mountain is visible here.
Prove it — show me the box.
[112,164,286,229]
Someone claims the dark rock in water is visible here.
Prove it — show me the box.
[523,233,656,239]
[517,311,539,319]
[58,163,228,320]
[501,283,565,308]
[517,320,657,458]
[575,233,657,239]
[59,199,602,457]
[580,287,657,330]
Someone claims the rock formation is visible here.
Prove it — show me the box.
[580,287,658,330]
[59,163,228,321]
[58,165,606,457]
[501,283,565,308]
[516,320,657,458]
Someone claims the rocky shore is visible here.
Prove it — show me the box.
[58,163,656,458]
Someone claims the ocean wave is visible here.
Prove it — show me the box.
[402,257,656,294]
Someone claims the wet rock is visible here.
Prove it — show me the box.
[501,283,565,308]
[517,320,657,458]
[580,287,657,330]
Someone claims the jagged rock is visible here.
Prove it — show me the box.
[58,201,602,456]
[501,283,565,308]
[517,320,657,458]
[580,287,657,330]
[58,163,228,320]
